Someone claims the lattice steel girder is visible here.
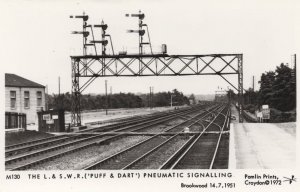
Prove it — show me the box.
[70,53,243,126]
[71,59,82,126]
[238,55,244,123]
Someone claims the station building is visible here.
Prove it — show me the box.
[5,73,46,128]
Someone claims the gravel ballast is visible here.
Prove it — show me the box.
[28,135,149,170]
[130,136,189,169]
[6,131,54,146]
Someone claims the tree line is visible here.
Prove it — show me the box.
[228,63,296,122]
[46,89,191,111]
[257,63,296,111]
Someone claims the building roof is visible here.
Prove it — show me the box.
[5,73,45,88]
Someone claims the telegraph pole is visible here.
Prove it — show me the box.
[58,76,61,109]
[58,76,61,96]
[152,86,154,108]
[252,76,255,91]
[292,54,296,109]
[46,85,48,111]
[295,54,297,107]
[295,54,296,82]
[295,54,297,69]
[109,86,112,109]
[149,86,152,109]
[149,86,154,109]
[105,80,108,115]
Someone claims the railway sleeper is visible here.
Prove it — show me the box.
[5,135,86,158]
[9,136,121,171]
[5,135,108,165]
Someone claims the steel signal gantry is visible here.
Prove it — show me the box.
[70,12,244,126]
[70,53,244,125]
[70,13,114,126]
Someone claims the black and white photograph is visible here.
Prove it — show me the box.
[1,0,299,191]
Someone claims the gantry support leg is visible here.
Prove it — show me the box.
[71,58,82,126]
[238,54,243,123]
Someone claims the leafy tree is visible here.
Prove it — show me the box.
[258,71,275,106]
[258,63,296,112]
[227,89,237,103]
[189,94,196,104]
[272,63,296,111]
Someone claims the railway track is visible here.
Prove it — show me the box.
[5,135,68,150]
[211,108,231,169]
[5,104,202,157]
[83,104,226,170]
[6,104,214,170]
[81,105,204,133]
[132,105,218,133]
[164,104,223,133]
[5,105,204,159]
[4,110,168,153]
[5,134,87,157]
[85,135,171,170]
[93,105,207,133]
[172,133,220,169]
[160,105,230,169]
[4,112,158,151]
[123,134,194,169]
[6,103,231,170]
[6,134,122,171]
[211,133,230,169]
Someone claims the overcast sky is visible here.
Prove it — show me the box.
[1,0,298,95]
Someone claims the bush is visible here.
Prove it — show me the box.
[269,108,296,122]
[244,104,256,114]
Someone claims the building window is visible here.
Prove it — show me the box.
[10,91,16,109]
[37,91,42,106]
[24,91,30,109]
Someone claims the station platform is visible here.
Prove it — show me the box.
[229,105,296,169]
